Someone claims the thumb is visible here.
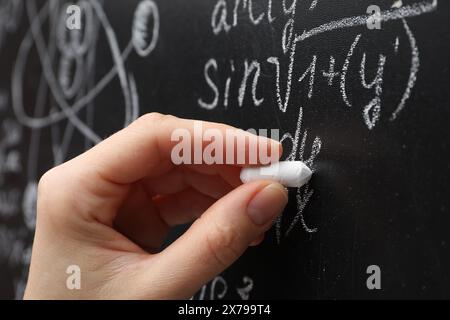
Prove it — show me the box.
[142,180,288,299]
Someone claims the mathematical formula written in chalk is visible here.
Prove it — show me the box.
[199,0,436,129]
[197,0,438,240]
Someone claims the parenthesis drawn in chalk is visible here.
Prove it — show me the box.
[340,34,361,108]
[390,19,419,121]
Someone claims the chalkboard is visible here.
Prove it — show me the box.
[1,0,449,299]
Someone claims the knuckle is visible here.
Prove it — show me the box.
[37,166,93,227]
[133,112,179,129]
[140,112,164,122]
[37,166,66,220]
[38,167,61,196]
[205,221,242,269]
[134,112,167,128]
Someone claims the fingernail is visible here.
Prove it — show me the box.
[247,184,289,226]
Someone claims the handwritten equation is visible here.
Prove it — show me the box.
[198,0,438,240]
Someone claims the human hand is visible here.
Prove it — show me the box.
[24,113,288,299]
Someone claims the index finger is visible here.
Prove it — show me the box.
[77,113,282,185]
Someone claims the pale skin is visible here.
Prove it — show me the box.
[24,113,289,300]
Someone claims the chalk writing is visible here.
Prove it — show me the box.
[200,0,438,240]
[194,275,254,300]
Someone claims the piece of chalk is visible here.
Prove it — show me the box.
[240,161,312,188]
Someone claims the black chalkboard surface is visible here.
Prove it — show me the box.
[0,0,449,299]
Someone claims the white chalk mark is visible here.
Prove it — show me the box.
[132,0,160,57]
[224,78,231,108]
[322,56,340,86]
[391,19,420,121]
[267,0,275,23]
[58,55,84,99]
[282,18,294,54]
[248,0,264,25]
[238,60,264,107]
[392,0,403,9]
[280,107,303,162]
[267,41,297,113]
[233,0,248,27]
[2,0,155,302]
[360,53,387,130]
[282,0,297,15]
[298,129,308,162]
[24,0,101,143]
[341,34,362,108]
[91,0,135,131]
[304,136,322,169]
[394,36,400,53]
[298,55,317,99]
[22,182,37,230]
[12,0,136,132]
[56,1,95,58]
[278,107,322,238]
[198,58,219,110]
[224,61,234,108]
[236,277,254,300]
[212,0,231,35]
[309,0,319,10]
[27,0,60,180]
[128,73,140,125]
[196,284,207,300]
[286,185,316,235]
[12,0,147,146]
[295,0,437,43]
[210,276,228,300]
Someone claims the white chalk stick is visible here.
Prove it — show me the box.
[240,161,313,188]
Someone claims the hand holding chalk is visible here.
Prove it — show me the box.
[240,161,313,188]
[25,114,289,299]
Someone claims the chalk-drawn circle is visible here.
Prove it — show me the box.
[12,0,139,144]
[57,0,94,58]
[132,0,159,57]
